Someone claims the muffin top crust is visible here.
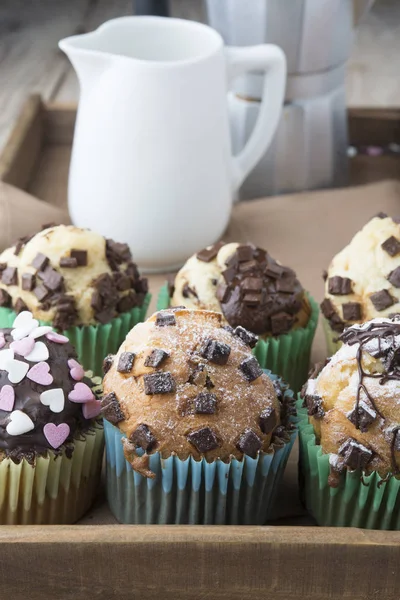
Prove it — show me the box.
[321,214,400,333]
[0,225,148,329]
[302,316,400,485]
[102,308,294,477]
[171,242,310,337]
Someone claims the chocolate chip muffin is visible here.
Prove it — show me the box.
[101,308,297,524]
[171,242,310,337]
[161,242,319,394]
[0,224,148,328]
[0,310,104,524]
[299,316,400,528]
[0,225,150,375]
[321,214,400,353]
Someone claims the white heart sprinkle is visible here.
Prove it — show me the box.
[25,341,49,363]
[6,410,35,436]
[40,388,65,413]
[11,311,39,340]
[30,326,53,340]
[0,349,14,370]
[5,359,29,384]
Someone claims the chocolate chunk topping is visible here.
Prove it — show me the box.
[68,249,87,267]
[222,266,236,284]
[59,257,78,268]
[144,349,169,368]
[322,270,328,282]
[338,439,373,471]
[216,284,231,303]
[304,394,325,418]
[52,294,78,331]
[117,291,137,314]
[233,326,258,348]
[236,245,253,263]
[187,427,219,453]
[106,239,132,269]
[14,298,28,314]
[182,283,198,299]
[117,351,135,373]
[239,356,263,382]
[342,302,362,322]
[42,267,63,292]
[328,276,352,295]
[259,407,277,434]
[347,400,376,433]
[114,273,131,292]
[0,289,11,307]
[376,212,388,219]
[1,267,17,286]
[320,298,335,319]
[381,236,400,257]
[102,354,114,374]
[243,292,261,306]
[200,339,231,365]
[388,266,400,288]
[196,242,224,263]
[370,289,394,311]
[33,284,49,302]
[236,428,262,458]
[143,372,176,395]
[130,424,157,452]
[271,312,294,335]
[155,311,176,327]
[31,253,49,272]
[21,273,35,291]
[264,263,284,279]
[100,392,125,424]
[194,392,217,414]
[91,273,119,322]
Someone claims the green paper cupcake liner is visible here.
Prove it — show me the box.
[322,316,343,356]
[0,421,104,525]
[157,284,319,393]
[0,293,151,376]
[104,371,298,525]
[297,400,400,529]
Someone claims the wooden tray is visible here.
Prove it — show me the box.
[1,96,400,600]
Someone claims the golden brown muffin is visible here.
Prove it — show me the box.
[101,308,291,478]
[302,316,400,485]
[321,213,400,334]
[170,242,310,337]
[0,225,148,329]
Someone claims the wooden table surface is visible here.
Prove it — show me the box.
[0,0,400,152]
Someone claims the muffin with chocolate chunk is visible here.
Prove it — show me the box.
[299,315,400,529]
[0,225,150,374]
[158,242,319,392]
[0,310,104,524]
[321,213,400,354]
[101,308,297,524]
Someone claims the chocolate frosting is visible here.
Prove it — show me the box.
[0,329,95,460]
[216,244,305,335]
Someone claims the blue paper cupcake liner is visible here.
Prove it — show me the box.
[104,371,298,525]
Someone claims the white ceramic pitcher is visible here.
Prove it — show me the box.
[59,17,285,271]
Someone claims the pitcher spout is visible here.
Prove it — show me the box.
[59,31,112,89]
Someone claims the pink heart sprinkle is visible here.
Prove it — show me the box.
[68,382,95,404]
[0,333,5,350]
[43,422,70,449]
[46,332,69,344]
[67,359,85,381]
[10,336,35,357]
[0,385,15,412]
[82,399,102,420]
[27,362,53,386]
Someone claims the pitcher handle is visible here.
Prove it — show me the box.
[225,45,286,194]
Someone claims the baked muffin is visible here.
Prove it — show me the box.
[159,242,319,392]
[101,308,297,524]
[0,225,150,374]
[299,316,400,529]
[321,213,400,354]
[0,310,104,524]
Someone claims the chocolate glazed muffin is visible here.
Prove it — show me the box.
[299,316,400,529]
[0,311,104,524]
[171,242,311,337]
[163,242,319,393]
[101,308,297,524]
[0,225,150,374]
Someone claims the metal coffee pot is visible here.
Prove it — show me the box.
[206,0,375,199]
